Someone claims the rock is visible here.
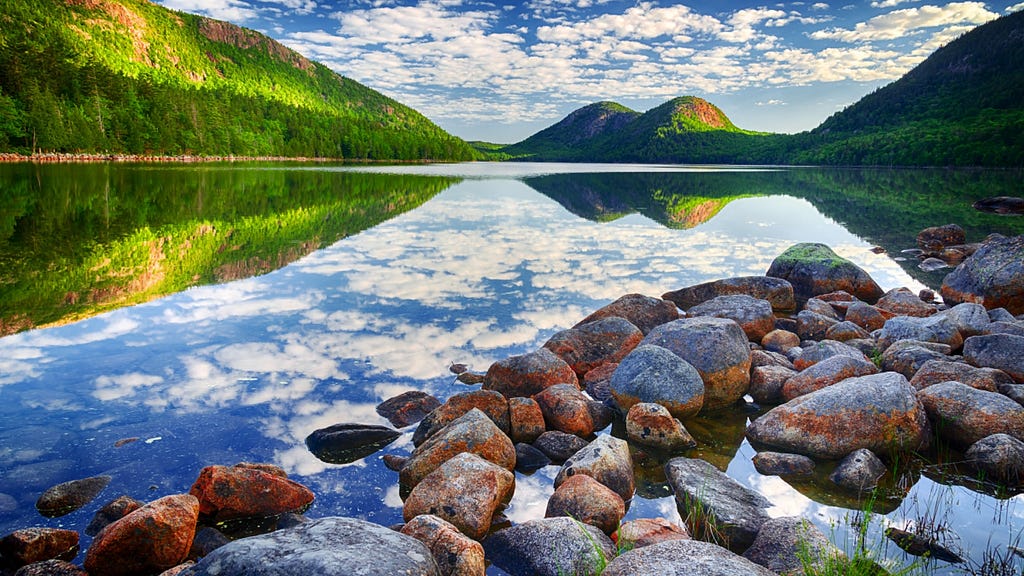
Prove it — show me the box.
[829,448,886,491]
[404,452,514,540]
[482,517,615,576]
[602,536,777,575]
[965,433,1024,485]
[881,340,951,379]
[941,234,1024,314]
[85,494,199,576]
[792,340,870,371]
[918,224,966,251]
[181,517,440,576]
[990,308,1017,322]
[761,329,800,354]
[747,372,930,460]
[973,196,1024,215]
[583,362,616,402]
[456,372,485,385]
[750,349,794,370]
[845,302,891,332]
[232,462,288,478]
[575,293,680,335]
[614,518,689,551]
[626,403,697,452]
[400,408,515,489]
[305,423,401,464]
[413,390,509,446]
[382,454,408,472]
[876,288,938,318]
[533,431,588,463]
[920,257,951,272]
[909,359,1012,392]
[543,317,643,377]
[483,348,578,398]
[401,514,485,576]
[376,391,441,428]
[749,365,797,405]
[742,516,842,575]
[0,528,78,567]
[766,243,884,305]
[751,452,815,476]
[940,302,991,338]
[35,475,111,518]
[507,397,545,444]
[189,465,314,523]
[885,527,964,564]
[999,382,1024,408]
[687,295,775,342]
[609,344,704,419]
[917,381,1024,447]
[533,384,598,437]
[964,334,1024,382]
[554,434,634,502]
[588,401,615,432]
[781,355,879,401]
[640,318,750,411]
[795,310,839,341]
[545,474,625,535]
[158,563,195,576]
[13,560,87,575]
[188,527,230,561]
[877,314,962,351]
[987,321,1024,336]
[803,297,841,320]
[825,321,871,342]
[664,458,771,552]
[514,443,551,473]
[86,495,144,536]
[920,288,937,302]
[662,276,796,313]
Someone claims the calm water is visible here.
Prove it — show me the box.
[1,163,1023,573]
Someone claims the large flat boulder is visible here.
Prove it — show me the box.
[181,517,440,576]
[746,372,930,460]
[662,276,795,312]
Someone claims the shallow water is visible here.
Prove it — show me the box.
[1,163,1023,573]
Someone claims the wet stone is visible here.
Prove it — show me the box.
[86,495,144,537]
[35,475,111,518]
[829,448,886,492]
[575,293,680,336]
[376,391,441,428]
[0,528,79,568]
[941,234,1024,315]
[742,516,843,576]
[382,454,407,472]
[85,494,200,576]
[545,474,625,535]
[918,223,966,251]
[305,423,401,464]
[751,451,815,476]
[514,443,551,473]
[583,362,616,403]
[189,465,314,523]
[188,527,230,561]
[533,384,598,438]
[533,431,589,463]
[965,433,1024,486]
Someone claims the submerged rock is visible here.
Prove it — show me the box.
[35,475,111,518]
[305,423,400,464]
[973,196,1024,215]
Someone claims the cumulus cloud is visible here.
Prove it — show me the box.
[160,0,260,22]
[810,2,998,42]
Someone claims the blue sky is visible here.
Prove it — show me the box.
[154,0,1024,143]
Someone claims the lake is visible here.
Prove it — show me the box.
[1,162,1023,573]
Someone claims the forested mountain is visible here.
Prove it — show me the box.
[493,10,1024,167]
[0,0,476,160]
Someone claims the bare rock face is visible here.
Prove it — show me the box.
[746,372,931,460]
[400,408,515,489]
[766,243,883,305]
[574,293,680,335]
[662,276,796,313]
[403,452,515,540]
[917,381,1024,447]
[85,494,199,576]
[941,234,1024,314]
[181,517,441,576]
[639,318,750,411]
[543,317,643,377]
[483,348,578,398]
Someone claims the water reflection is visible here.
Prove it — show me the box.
[0,165,1022,574]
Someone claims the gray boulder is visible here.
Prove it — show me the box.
[751,452,815,476]
[555,434,635,502]
[181,517,440,576]
[602,537,777,575]
[664,458,771,553]
[965,433,1024,485]
[791,340,870,371]
[640,318,750,411]
[881,340,951,379]
[687,295,775,342]
[964,334,1024,382]
[742,516,842,575]
[662,276,796,313]
[917,381,1024,447]
[941,234,1024,315]
[829,448,886,492]
[746,372,930,460]
[939,302,991,338]
[877,315,962,351]
[482,517,614,576]
[610,345,705,419]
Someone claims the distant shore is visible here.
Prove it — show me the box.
[0,152,442,164]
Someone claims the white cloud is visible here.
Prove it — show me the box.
[871,0,917,7]
[809,2,998,42]
[160,0,260,22]
[1008,2,1024,11]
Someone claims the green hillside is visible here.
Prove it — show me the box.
[0,0,476,160]
[499,101,641,160]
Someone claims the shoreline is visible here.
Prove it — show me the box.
[0,152,444,164]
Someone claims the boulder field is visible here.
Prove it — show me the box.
[4,236,1023,575]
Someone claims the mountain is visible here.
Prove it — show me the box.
[494,96,777,163]
[496,10,1024,167]
[0,0,476,160]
